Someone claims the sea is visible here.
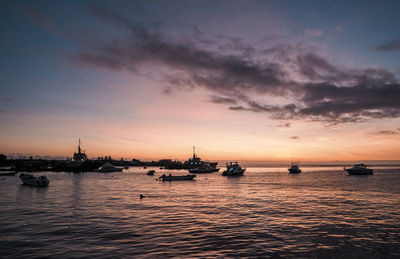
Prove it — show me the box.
[0,165,399,258]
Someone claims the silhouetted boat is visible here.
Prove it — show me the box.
[222,162,246,176]
[0,171,17,176]
[188,163,219,174]
[73,139,88,162]
[19,173,49,187]
[159,174,196,181]
[95,163,123,173]
[164,147,218,169]
[288,162,302,174]
[344,163,373,175]
[147,170,155,175]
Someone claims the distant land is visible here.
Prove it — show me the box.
[1,153,399,168]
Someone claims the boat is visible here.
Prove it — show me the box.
[95,162,123,173]
[19,173,49,187]
[159,174,196,181]
[0,171,17,176]
[188,163,220,174]
[222,162,246,176]
[147,170,155,175]
[123,166,129,169]
[344,163,373,175]
[288,162,302,174]
[164,147,218,169]
[72,138,88,162]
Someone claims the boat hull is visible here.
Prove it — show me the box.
[96,168,123,173]
[222,169,246,176]
[288,169,302,174]
[20,173,49,187]
[160,175,196,181]
[188,168,219,174]
[346,169,373,175]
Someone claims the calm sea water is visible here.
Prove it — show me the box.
[1,166,400,258]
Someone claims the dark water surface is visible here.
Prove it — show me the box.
[1,167,400,258]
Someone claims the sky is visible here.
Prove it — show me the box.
[1,0,400,161]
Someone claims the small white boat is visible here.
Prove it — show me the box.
[20,173,49,187]
[288,162,302,174]
[95,163,123,173]
[344,163,373,175]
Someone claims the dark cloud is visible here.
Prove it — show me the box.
[374,38,400,51]
[74,3,400,125]
[277,122,291,128]
[12,2,59,34]
[1,98,16,103]
[370,129,400,135]
[209,95,238,105]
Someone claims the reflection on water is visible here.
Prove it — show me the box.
[1,167,400,258]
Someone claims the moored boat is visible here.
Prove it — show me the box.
[147,170,155,175]
[344,163,373,175]
[159,174,196,181]
[95,162,123,173]
[222,162,246,176]
[19,173,49,187]
[164,147,218,170]
[188,163,219,174]
[288,162,302,174]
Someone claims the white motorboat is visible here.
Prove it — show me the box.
[96,162,123,173]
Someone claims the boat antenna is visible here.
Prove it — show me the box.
[193,146,196,159]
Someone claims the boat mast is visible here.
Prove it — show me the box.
[193,146,196,159]
[78,138,81,154]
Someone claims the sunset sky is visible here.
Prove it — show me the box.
[1,0,400,161]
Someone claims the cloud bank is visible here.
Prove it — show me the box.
[73,4,400,125]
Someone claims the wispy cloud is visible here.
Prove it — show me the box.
[73,3,400,126]
[1,98,16,103]
[209,95,238,105]
[305,29,324,37]
[277,122,291,128]
[370,129,400,135]
[373,38,400,51]
[289,136,299,140]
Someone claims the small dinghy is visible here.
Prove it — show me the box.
[147,170,155,175]
[159,174,196,181]
[19,173,49,187]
